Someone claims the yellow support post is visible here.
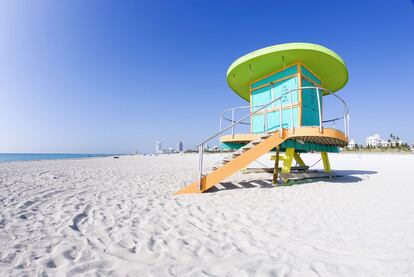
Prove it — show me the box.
[321,152,331,172]
[293,152,306,166]
[282,148,295,183]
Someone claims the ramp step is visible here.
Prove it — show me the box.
[174,131,286,195]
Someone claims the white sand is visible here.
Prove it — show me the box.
[1,153,414,276]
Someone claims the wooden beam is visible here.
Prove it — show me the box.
[272,147,280,184]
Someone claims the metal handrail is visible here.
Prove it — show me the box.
[198,89,294,147]
[195,86,350,190]
[220,88,349,130]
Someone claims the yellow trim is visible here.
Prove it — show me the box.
[321,152,331,172]
[271,155,288,161]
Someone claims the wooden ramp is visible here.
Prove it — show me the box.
[174,131,287,195]
[175,127,348,195]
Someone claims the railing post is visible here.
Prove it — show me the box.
[219,115,223,133]
[279,97,283,137]
[264,108,268,133]
[289,89,294,133]
[347,114,350,138]
[231,108,235,137]
[316,88,322,133]
[343,115,347,138]
[198,144,203,190]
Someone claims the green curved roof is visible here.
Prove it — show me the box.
[226,43,348,101]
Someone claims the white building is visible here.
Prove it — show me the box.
[366,134,403,147]
[348,139,356,149]
[366,134,381,147]
[155,141,162,154]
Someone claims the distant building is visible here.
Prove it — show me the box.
[155,141,162,154]
[348,139,356,149]
[177,141,184,153]
[366,134,381,147]
[366,134,403,147]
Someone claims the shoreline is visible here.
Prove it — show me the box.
[0,153,120,164]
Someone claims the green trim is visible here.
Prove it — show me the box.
[220,142,245,150]
[226,43,348,101]
[280,140,339,153]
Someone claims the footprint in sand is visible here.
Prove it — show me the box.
[168,264,193,276]
[0,259,11,269]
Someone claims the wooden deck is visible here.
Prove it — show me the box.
[220,127,348,147]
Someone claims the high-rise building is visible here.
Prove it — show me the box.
[155,141,162,154]
[177,141,184,153]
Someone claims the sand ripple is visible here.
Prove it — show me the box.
[0,153,414,276]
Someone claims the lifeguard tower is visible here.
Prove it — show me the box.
[175,43,349,195]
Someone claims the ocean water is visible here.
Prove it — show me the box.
[0,153,113,163]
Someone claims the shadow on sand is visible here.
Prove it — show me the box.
[205,169,377,193]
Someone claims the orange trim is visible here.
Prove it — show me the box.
[249,80,253,132]
[251,73,299,92]
[249,62,299,88]
[301,74,320,87]
[251,104,300,116]
[298,72,302,127]
[299,63,323,87]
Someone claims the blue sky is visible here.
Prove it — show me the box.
[1,0,413,153]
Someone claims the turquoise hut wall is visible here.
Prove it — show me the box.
[301,78,322,127]
[250,63,323,133]
[251,76,299,133]
[251,64,298,89]
[251,64,300,134]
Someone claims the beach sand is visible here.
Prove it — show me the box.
[1,153,414,276]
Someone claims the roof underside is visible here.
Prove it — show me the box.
[226,43,348,101]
